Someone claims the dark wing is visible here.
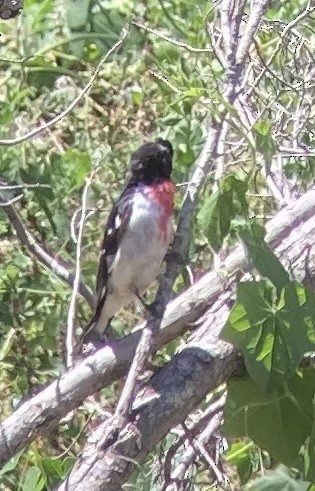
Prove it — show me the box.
[87,185,134,329]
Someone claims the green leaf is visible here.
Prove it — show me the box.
[61,149,92,189]
[197,189,219,242]
[0,327,15,361]
[225,441,254,484]
[306,397,315,481]
[222,281,315,392]
[66,0,91,29]
[132,85,144,106]
[22,466,44,491]
[253,120,276,165]
[245,465,310,490]
[197,175,248,250]
[183,87,203,99]
[239,222,290,293]
[41,457,64,478]
[224,373,315,466]
[62,456,75,476]
[0,450,23,477]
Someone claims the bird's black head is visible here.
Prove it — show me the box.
[130,138,173,183]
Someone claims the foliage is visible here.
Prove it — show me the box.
[0,0,315,489]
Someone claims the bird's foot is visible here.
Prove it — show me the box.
[164,249,186,266]
[134,290,160,318]
[80,329,110,356]
[82,339,104,356]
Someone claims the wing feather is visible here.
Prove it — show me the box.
[85,186,134,333]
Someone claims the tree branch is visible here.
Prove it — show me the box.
[1,185,315,469]
[57,339,239,491]
[0,28,129,147]
[0,194,94,307]
[66,175,94,368]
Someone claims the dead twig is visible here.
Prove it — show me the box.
[0,193,94,306]
[66,174,94,369]
[0,27,129,147]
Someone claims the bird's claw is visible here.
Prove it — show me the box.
[164,249,186,266]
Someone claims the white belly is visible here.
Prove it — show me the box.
[110,193,172,293]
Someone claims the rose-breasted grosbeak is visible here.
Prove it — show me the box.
[82,138,174,345]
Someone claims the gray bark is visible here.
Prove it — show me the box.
[57,341,240,491]
[1,186,315,469]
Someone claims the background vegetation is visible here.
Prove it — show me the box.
[0,0,315,489]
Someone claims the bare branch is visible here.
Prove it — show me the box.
[167,412,223,488]
[163,393,226,489]
[132,21,212,53]
[0,183,51,190]
[57,339,238,491]
[1,184,315,470]
[237,0,270,64]
[0,28,129,147]
[66,176,94,369]
[0,194,94,307]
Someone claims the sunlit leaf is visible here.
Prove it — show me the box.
[224,373,315,466]
[222,281,315,392]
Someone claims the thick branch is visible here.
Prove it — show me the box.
[1,186,315,468]
[96,0,269,446]
[57,339,239,491]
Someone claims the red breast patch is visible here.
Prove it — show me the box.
[144,180,175,239]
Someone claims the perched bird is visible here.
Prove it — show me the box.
[82,138,175,345]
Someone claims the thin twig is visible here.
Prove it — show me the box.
[0,194,94,306]
[149,70,181,94]
[132,21,212,53]
[165,412,223,489]
[66,175,94,369]
[0,183,51,190]
[249,2,315,93]
[0,28,129,147]
[0,194,23,206]
[163,392,227,489]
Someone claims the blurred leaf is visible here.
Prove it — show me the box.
[245,465,310,490]
[41,457,64,479]
[0,327,15,361]
[131,85,144,106]
[222,281,315,392]
[22,466,45,491]
[224,373,315,466]
[253,120,276,168]
[62,149,92,189]
[183,87,203,99]
[239,222,290,293]
[62,456,75,476]
[225,441,254,484]
[66,0,91,29]
[306,398,315,481]
[0,451,23,477]
[197,175,248,251]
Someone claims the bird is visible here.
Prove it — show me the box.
[81,138,175,347]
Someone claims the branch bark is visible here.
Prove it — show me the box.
[93,0,271,453]
[1,185,315,469]
[57,189,315,490]
[57,340,239,491]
